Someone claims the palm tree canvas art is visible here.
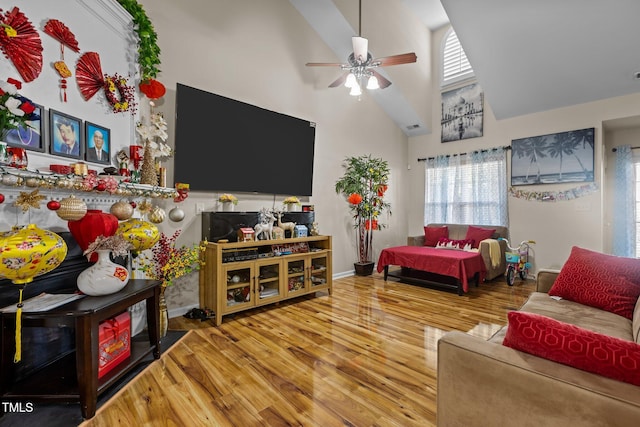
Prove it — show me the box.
[511,127,594,185]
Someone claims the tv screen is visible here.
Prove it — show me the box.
[174,83,316,196]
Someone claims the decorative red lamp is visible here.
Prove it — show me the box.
[68,210,119,262]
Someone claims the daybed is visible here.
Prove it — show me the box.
[377,223,508,295]
[437,246,640,427]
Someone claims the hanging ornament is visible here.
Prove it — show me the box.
[47,199,60,210]
[0,7,43,82]
[149,206,165,224]
[43,19,79,102]
[0,193,5,203]
[75,52,103,101]
[139,78,166,99]
[110,200,134,220]
[168,207,185,222]
[117,218,159,252]
[56,195,87,221]
[67,210,119,262]
[13,189,45,212]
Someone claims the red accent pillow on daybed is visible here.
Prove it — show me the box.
[424,225,448,247]
[464,225,495,248]
[503,311,640,386]
[548,246,640,320]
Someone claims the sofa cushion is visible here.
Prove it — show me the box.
[465,225,496,249]
[549,246,640,320]
[435,237,474,250]
[424,225,448,247]
[503,311,640,386]
[634,297,640,344]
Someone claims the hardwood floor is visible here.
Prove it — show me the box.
[81,273,535,427]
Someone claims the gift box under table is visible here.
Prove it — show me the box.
[98,311,131,379]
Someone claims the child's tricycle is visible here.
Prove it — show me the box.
[498,238,535,286]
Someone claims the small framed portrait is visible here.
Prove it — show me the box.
[85,122,111,164]
[4,103,45,152]
[49,109,83,160]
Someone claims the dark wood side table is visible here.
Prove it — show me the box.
[0,279,161,419]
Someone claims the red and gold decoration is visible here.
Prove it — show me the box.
[68,210,119,262]
[43,19,80,102]
[0,224,67,362]
[174,182,189,203]
[0,7,43,82]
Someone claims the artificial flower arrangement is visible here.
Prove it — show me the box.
[283,196,301,206]
[0,78,39,136]
[218,193,238,205]
[83,233,133,260]
[137,230,204,287]
[135,102,171,159]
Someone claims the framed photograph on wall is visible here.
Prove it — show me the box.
[441,83,484,142]
[511,127,595,185]
[4,103,45,152]
[49,109,83,160]
[85,122,111,164]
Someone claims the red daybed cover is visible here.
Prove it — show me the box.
[376,246,486,293]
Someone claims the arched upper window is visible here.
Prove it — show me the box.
[441,28,474,87]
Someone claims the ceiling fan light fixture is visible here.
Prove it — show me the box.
[349,83,362,96]
[345,73,357,88]
[366,75,379,90]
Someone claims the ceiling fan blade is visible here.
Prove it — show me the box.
[374,52,417,67]
[328,72,349,88]
[352,36,368,63]
[306,62,345,67]
[370,70,392,89]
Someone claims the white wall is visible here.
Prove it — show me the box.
[407,25,640,273]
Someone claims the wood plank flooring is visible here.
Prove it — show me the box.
[81,273,535,427]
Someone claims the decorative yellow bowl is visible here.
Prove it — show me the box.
[0,224,68,284]
[117,218,159,251]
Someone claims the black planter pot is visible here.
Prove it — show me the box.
[354,261,375,276]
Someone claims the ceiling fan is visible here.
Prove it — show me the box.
[305,0,417,96]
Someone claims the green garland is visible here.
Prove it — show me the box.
[117,0,161,81]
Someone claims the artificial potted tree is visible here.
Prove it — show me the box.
[335,154,390,275]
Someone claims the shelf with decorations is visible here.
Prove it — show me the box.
[0,165,178,200]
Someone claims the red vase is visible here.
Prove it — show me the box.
[68,209,119,262]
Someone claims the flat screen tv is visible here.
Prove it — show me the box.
[174,83,316,196]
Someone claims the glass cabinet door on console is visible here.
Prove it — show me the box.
[309,253,329,289]
[222,263,255,312]
[255,258,283,306]
[285,255,309,296]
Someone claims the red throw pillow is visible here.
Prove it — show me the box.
[424,225,448,246]
[503,311,640,386]
[464,225,496,248]
[549,246,640,320]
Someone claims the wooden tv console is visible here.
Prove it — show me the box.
[199,236,332,326]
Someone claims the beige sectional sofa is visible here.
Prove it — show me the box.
[437,269,640,427]
[408,223,509,280]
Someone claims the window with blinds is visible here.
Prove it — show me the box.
[442,28,474,87]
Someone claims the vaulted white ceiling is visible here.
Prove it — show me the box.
[293,0,640,131]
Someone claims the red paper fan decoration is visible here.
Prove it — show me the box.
[44,19,80,102]
[43,19,80,53]
[76,52,104,101]
[0,7,43,82]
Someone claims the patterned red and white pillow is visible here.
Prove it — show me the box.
[435,237,475,251]
[549,246,640,320]
[503,311,640,386]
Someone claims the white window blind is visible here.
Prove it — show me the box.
[442,29,474,85]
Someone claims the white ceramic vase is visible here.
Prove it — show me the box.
[77,250,130,296]
[287,203,301,212]
[222,201,235,212]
